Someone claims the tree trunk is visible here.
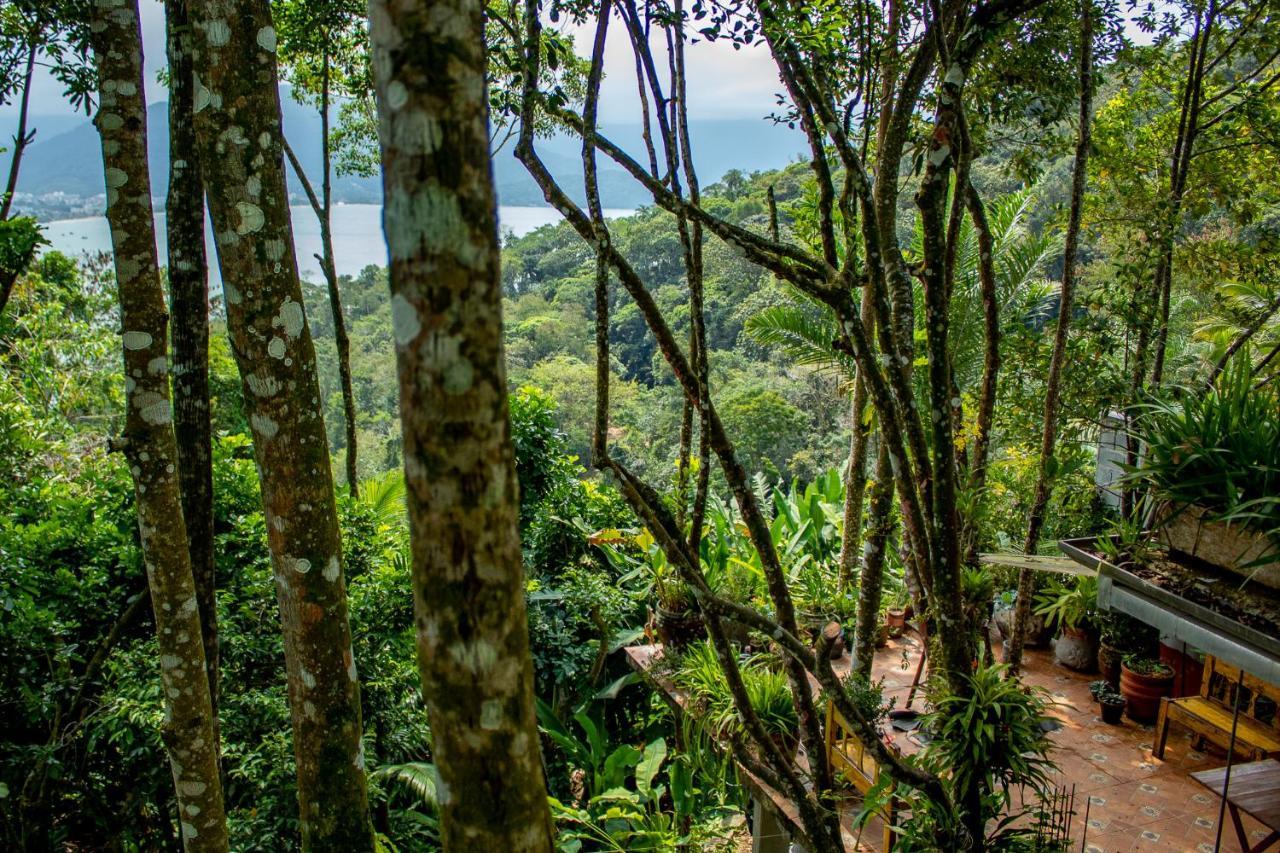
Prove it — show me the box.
[187,2,374,848]
[1006,0,1094,675]
[838,382,869,591]
[319,46,360,497]
[165,0,218,733]
[90,2,227,848]
[368,0,555,849]
[852,441,893,679]
[0,44,36,221]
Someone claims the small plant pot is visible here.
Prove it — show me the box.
[1099,697,1126,725]
[655,605,705,653]
[885,608,907,637]
[1120,663,1174,722]
[1053,626,1098,672]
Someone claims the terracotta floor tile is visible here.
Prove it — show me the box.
[837,642,1277,851]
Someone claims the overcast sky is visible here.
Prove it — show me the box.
[2,1,786,126]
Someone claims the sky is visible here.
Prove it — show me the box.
[2,0,787,127]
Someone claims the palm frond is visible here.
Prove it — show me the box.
[745,304,853,377]
[359,469,407,529]
[373,762,439,811]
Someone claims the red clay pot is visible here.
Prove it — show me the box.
[1120,662,1174,722]
[1159,643,1204,698]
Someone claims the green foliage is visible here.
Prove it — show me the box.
[1033,575,1099,632]
[870,664,1057,851]
[671,642,798,743]
[1121,655,1172,678]
[1127,357,1280,549]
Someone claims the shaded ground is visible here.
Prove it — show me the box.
[871,635,1273,852]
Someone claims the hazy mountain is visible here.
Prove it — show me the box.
[5,97,805,220]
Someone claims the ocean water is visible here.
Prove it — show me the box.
[41,203,631,285]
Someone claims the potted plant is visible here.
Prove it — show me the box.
[1089,680,1127,722]
[1034,575,1099,672]
[654,572,703,652]
[1120,654,1174,722]
[1096,610,1154,689]
[646,547,704,652]
[1127,364,1280,588]
[883,588,909,637]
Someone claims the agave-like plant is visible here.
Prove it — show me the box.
[1127,355,1280,549]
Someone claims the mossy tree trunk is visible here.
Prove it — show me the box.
[187,1,374,847]
[368,0,555,847]
[164,0,219,731]
[90,0,227,847]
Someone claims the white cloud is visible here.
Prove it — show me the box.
[561,17,782,124]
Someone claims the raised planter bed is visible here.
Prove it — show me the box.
[1059,535,1280,685]
[1154,502,1280,590]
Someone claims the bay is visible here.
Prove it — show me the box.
[40,203,632,286]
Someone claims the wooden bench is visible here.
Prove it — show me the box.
[825,701,899,851]
[1155,654,1280,761]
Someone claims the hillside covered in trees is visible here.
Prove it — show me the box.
[1,0,1279,851]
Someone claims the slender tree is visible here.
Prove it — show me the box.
[164,0,219,729]
[187,1,375,847]
[367,0,555,847]
[1005,0,1095,674]
[275,0,365,496]
[89,0,227,847]
[0,42,34,221]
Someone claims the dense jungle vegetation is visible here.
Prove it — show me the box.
[1,0,1279,850]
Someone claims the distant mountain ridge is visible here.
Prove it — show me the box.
[3,98,805,221]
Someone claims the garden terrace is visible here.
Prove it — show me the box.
[1063,536,1280,685]
[628,634,1279,852]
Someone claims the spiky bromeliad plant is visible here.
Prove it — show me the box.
[860,663,1058,850]
[1127,355,1280,560]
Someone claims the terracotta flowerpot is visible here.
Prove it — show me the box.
[655,606,705,653]
[1053,626,1098,672]
[1098,642,1123,690]
[885,608,907,637]
[1120,663,1174,722]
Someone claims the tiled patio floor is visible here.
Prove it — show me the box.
[867,634,1274,852]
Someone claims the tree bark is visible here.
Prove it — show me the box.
[319,45,360,497]
[368,0,555,849]
[1006,0,1094,675]
[852,442,893,679]
[0,43,36,221]
[187,2,374,848]
[165,0,218,732]
[838,382,870,591]
[90,1,226,847]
